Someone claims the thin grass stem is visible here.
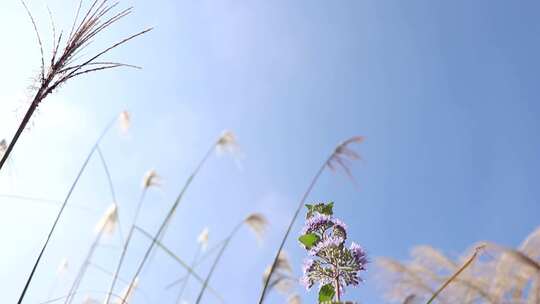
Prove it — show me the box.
[117,143,217,303]
[103,188,147,304]
[64,228,106,304]
[16,118,115,304]
[132,225,225,303]
[195,221,243,304]
[175,245,202,304]
[257,156,330,303]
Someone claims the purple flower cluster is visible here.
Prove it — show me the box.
[301,213,333,235]
[350,242,368,270]
[301,259,315,289]
[299,203,368,300]
[308,236,343,256]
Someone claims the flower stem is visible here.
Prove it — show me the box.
[335,276,341,302]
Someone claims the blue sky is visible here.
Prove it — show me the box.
[1,0,540,303]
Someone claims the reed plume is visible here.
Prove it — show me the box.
[262,251,296,297]
[287,294,302,304]
[377,228,540,304]
[258,136,364,304]
[0,0,150,173]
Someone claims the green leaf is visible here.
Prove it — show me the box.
[321,201,334,215]
[318,283,335,303]
[298,233,320,249]
[307,202,334,218]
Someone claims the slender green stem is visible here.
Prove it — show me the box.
[175,245,202,303]
[103,188,147,304]
[195,221,243,304]
[132,225,225,303]
[335,275,341,302]
[64,228,105,304]
[164,239,227,290]
[17,117,116,304]
[118,143,216,303]
[258,155,331,303]
[96,145,125,244]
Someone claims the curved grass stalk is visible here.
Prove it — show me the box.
[195,221,243,304]
[103,188,148,304]
[175,245,202,303]
[164,239,227,290]
[132,225,225,303]
[39,290,137,304]
[96,145,125,244]
[87,262,152,303]
[258,136,364,303]
[0,194,97,213]
[17,117,117,304]
[426,245,484,304]
[64,228,106,304]
[116,142,218,303]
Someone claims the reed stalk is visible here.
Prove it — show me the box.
[64,227,106,304]
[103,188,148,304]
[175,244,202,303]
[117,142,218,303]
[426,245,484,304]
[17,118,116,304]
[132,225,225,303]
[194,222,243,304]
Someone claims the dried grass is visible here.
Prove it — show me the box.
[377,229,540,304]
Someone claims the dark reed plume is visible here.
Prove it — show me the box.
[0,0,151,173]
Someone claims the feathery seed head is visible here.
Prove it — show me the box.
[0,139,6,156]
[56,258,69,275]
[287,294,302,304]
[216,130,239,155]
[197,227,209,251]
[95,203,118,235]
[142,169,160,189]
[263,251,294,295]
[119,111,130,134]
[245,213,268,241]
[327,136,364,183]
